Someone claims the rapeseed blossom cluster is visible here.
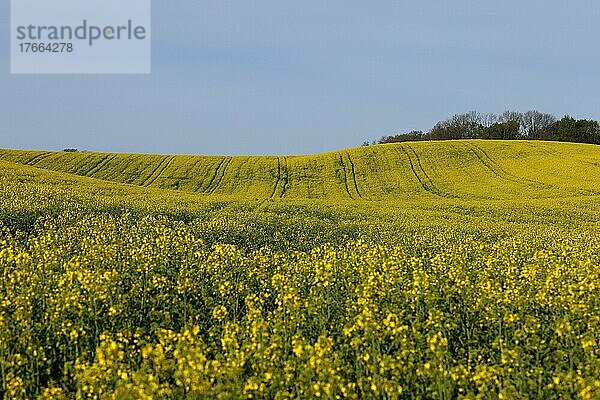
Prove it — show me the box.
[0,212,598,399]
[0,159,599,399]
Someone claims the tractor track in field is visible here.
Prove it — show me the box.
[86,154,118,177]
[203,157,227,193]
[268,156,290,199]
[143,156,176,187]
[270,157,281,199]
[345,152,362,199]
[338,155,353,199]
[140,156,170,187]
[185,158,208,193]
[79,154,112,176]
[208,157,232,195]
[280,157,289,198]
[400,144,447,197]
[468,146,518,183]
[470,143,550,189]
[26,152,52,166]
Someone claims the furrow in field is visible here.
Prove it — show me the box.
[338,155,353,199]
[280,157,289,198]
[345,151,362,199]
[157,156,204,191]
[350,146,416,198]
[470,143,549,188]
[78,154,111,176]
[400,144,446,197]
[139,156,171,187]
[203,157,227,193]
[208,157,233,195]
[270,157,281,199]
[67,154,102,175]
[100,155,138,182]
[2,140,598,200]
[185,158,221,193]
[467,145,515,182]
[72,155,99,175]
[26,152,52,166]
[398,145,429,194]
[86,154,118,178]
[144,156,176,187]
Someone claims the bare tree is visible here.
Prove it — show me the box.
[521,110,556,138]
[498,111,525,136]
[480,113,499,128]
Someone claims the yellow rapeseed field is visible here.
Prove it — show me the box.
[0,140,599,399]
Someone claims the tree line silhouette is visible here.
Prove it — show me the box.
[370,111,600,146]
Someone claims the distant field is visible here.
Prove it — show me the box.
[2,140,600,200]
[0,140,599,399]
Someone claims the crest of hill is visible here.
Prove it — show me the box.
[1,140,599,201]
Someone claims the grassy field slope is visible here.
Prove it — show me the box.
[1,140,600,200]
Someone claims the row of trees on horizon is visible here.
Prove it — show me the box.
[368,110,600,146]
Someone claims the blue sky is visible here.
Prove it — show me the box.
[1,1,600,155]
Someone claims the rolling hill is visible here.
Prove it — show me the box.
[1,140,599,200]
[2,139,600,398]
